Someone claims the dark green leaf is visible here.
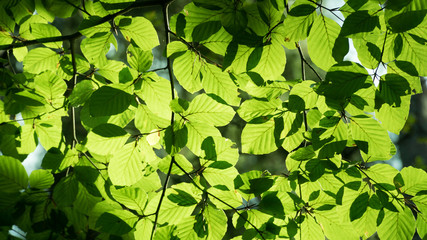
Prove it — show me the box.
[192,21,222,42]
[89,86,132,117]
[350,192,370,221]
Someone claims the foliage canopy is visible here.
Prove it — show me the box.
[0,0,427,239]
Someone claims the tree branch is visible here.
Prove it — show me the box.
[0,0,163,51]
[150,2,176,239]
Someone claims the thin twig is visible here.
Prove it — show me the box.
[81,151,107,181]
[148,66,168,72]
[6,50,16,74]
[64,0,91,16]
[308,0,344,22]
[69,39,79,148]
[150,2,176,239]
[168,30,223,68]
[355,165,405,209]
[373,30,388,81]
[295,42,309,147]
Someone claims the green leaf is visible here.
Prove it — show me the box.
[184,94,235,127]
[171,3,222,40]
[185,121,222,156]
[89,85,133,117]
[172,50,203,93]
[241,118,279,155]
[204,205,227,240]
[0,8,15,33]
[0,156,28,193]
[379,74,411,107]
[111,186,148,212]
[201,63,240,106]
[16,124,37,155]
[203,165,239,190]
[135,104,169,134]
[307,15,346,71]
[375,95,410,134]
[349,192,370,221]
[208,186,243,209]
[377,207,416,240]
[281,111,304,152]
[34,71,67,108]
[192,21,222,42]
[167,188,198,206]
[316,208,360,240]
[249,40,287,80]
[221,9,248,35]
[296,215,324,240]
[258,191,285,218]
[387,10,426,33]
[282,4,316,41]
[69,80,95,107]
[398,166,427,195]
[398,33,427,76]
[134,219,154,240]
[53,175,78,208]
[85,123,129,156]
[108,139,156,186]
[145,189,196,225]
[352,205,379,239]
[318,61,371,102]
[127,43,153,72]
[288,80,318,112]
[340,11,380,38]
[12,90,46,106]
[81,31,116,67]
[96,210,138,235]
[237,98,281,122]
[23,48,60,74]
[201,136,239,166]
[350,115,393,161]
[0,31,13,46]
[35,115,63,150]
[385,0,413,11]
[29,169,54,189]
[30,23,62,48]
[116,16,159,50]
[135,73,171,119]
[289,145,315,161]
[96,60,134,84]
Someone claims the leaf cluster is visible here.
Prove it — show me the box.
[0,0,427,239]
